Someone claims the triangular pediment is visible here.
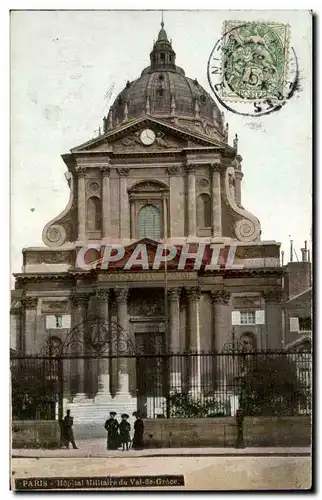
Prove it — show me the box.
[71,116,225,154]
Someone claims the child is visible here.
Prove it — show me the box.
[119,413,131,451]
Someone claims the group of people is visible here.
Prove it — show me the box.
[59,409,144,451]
[104,411,144,451]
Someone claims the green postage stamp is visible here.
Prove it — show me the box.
[221,21,290,102]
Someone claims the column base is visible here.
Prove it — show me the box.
[73,393,88,403]
[116,373,131,399]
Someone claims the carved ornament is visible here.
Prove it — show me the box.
[166,165,180,176]
[168,288,182,301]
[185,164,196,174]
[211,291,231,305]
[118,168,130,177]
[21,296,38,309]
[115,288,129,304]
[38,251,71,264]
[224,165,261,242]
[185,287,201,301]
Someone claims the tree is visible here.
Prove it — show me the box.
[239,354,308,416]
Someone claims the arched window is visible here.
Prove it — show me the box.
[197,193,212,228]
[137,204,161,240]
[87,196,101,231]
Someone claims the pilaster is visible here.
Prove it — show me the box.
[210,162,222,239]
[118,168,130,239]
[185,164,197,239]
[100,165,111,238]
[75,165,87,242]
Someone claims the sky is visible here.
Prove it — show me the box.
[10,9,312,278]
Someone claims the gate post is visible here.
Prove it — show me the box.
[58,357,64,421]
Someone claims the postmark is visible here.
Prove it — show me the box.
[208,21,299,117]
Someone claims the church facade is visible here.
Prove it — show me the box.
[11,23,285,419]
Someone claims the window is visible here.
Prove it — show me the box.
[240,311,256,325]
[137,204,161,240]
[160,52,165,62]
[46,315,71,329]
[197,193,212,228]
[299,317,311,331]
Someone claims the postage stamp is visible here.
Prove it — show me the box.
[208,20,298,117]
[221,21,290,102]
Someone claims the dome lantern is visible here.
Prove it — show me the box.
[149,20,176,72]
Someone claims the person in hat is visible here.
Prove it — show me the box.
[132,411,144,450]
[104,412,119,450]
[119,414,131,451]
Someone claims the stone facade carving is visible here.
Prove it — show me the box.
[41,301,68,313]
[70,293,90,307]
[129,291,164,316]
[100,165,111,176]
[211,291,231,305]
[224,165,261,242]
[185,287,201,301]
[118,168,130,177]
[87,181,100,195]
[198,178,209,189]
[38,251,71,264]
[185,163,196,174]
[233,296,262,309]
[42,171,77,248]
[75,165,87,174]
[166,165,180,176]
[21,296,38,309]
[115,288,129,304]
[168,288,182,301]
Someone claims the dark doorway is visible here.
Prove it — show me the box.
[135,332,166,418]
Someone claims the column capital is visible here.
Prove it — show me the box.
[168,287,182,301]
[70,293,90,307]
[75,165,87,175]
[115,287,129,304]
[118,167,130,177]
[211,290,231,305]
[167,165,180,176]
[186,286,201,301]
[210,161,221,172]
[100,165,111,176]
[185,163,196,174]
[95,289,111,301]
[21,296,38,309]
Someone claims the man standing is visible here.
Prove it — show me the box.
[63,410,78,449]
[104,411,119,450]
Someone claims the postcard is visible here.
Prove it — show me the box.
[10,9,312,491]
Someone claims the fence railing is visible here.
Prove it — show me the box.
[10,351,312,419]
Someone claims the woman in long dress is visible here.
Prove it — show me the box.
[132,411,144,450]
[104,411,119,450]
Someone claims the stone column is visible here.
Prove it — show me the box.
[100,165,111,238]
[70,293,89,400]
[11,305,24,354]
[21,297,38,355]
[167,165,183,236]
[168,288,181,391]
[118,168,130,239]
[76,165,86,242]
[264,290,283,350]
[211,291,232,393]
[115,287,131,397]
[211,162,222,238]
[186,287,201,390]
[185,164,197,239]
[95,289,112,401]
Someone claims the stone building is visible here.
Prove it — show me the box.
[11,22,284,419]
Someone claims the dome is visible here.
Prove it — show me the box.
[104,22,224,140]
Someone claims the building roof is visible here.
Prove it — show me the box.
[107,22,223,134]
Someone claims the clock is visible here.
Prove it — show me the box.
[140,128,156,146]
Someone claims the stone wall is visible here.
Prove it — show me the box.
[12,420,60,449]
[143,416,311,448]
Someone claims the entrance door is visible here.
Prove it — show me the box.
[136,333,166,418]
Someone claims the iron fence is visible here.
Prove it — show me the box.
[10,351,312,420]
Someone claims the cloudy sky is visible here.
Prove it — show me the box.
[10,10,312,277]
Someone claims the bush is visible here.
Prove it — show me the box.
[168,391,229,418]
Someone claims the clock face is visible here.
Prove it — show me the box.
[140,128,156,146]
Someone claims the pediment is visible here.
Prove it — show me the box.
[71,117,224,154]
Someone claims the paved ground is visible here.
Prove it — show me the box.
[11,454,312,490]
[12,439,311,458]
